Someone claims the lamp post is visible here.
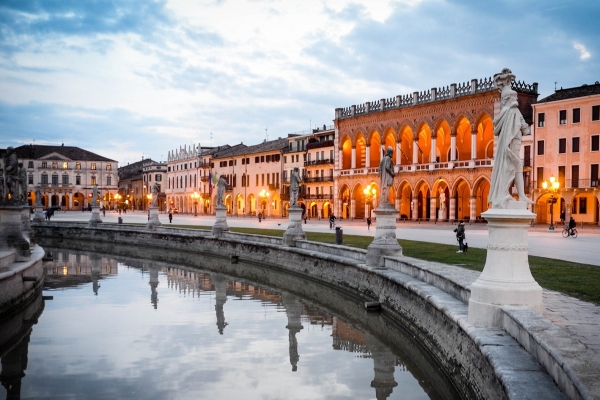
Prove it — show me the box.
[259,189,270,217]
[542,175,560,231]
[191,191,200,217]
[363,183,377,220]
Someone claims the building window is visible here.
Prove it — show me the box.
[28,175,33,184]
[572,198,578,215]
[52,161,58,169]
[571,165,579,188]
[579,197,587,214]
[107,176,112,185]
[91,176,97,185]
[537,140,544,155]
[592,135,600,152]
[593,105,600,121]
[229,160,233,166]
[76,162,81,170]
[76,176,81,185]
[155,174,162,181]
[52,174,59,185]
[559,110,567,125]
[41,174,48,184]
[91,163,96,170]
[573,108,581,124]
[63,162,68,169]
[572,137,580,153]
[591,164,599,187]
[261,156,265,162]
[106,163,112,170]
[558,138,566,153]
[42,161,47,168]
[62,175,69,185]
[536,167,544,188]
[28,161,34,168]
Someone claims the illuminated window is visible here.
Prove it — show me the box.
[91,176,97,185]
[63,162,68,169]
[91,163,96,170]
[42,161,47,168]
[76,162,81,170]
[106,163,112,170]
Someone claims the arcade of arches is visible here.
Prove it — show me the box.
[27,191,118,210]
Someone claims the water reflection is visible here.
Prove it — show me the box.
[0,246,460,399]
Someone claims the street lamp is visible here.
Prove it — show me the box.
[146,193,152,210]
[363,183,377,219]
[542,175,560,231]
[191,191,200,217]
[259,189,270,216]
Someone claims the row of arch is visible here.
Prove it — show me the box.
[27,192,119,210]
[339,114,494,169]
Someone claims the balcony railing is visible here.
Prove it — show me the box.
[303,176,334,183]
[304,158,334,166]
[303,194,333,200]
[533,179,599,190]
[201,176,210,182]
[306,140,334,151]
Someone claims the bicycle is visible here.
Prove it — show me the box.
[562,227,578,238]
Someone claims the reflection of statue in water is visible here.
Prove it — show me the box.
[151,182,160,207]
[216,175,227,206]
[290,167,301,206]
[489,68,534,209]
[3,146,18,198]
[378,146,395,205]
[18,162,27,202]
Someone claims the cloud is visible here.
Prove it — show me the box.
[573,42,591,60]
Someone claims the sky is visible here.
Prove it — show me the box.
[1,0,599,165]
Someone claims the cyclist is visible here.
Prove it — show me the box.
[329,214,336,230]
[568,217,576,236]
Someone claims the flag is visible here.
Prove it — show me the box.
[209,172,213,195]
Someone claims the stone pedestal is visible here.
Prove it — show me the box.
[283,206,306,247]
[88,205,102,226]
[146,206,162,229]
[365,203,402,268]
[212,205,229,236]
[32,206,44,223]
[468,200,542,328]
[0,206,30,261]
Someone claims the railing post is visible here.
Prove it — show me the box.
[365,102,370,113]
[396,95,401,107]
[351,105,356,116]
[413,91,419,105]
[471,79,478,93]
[430,88,437,101]
[450,83,457,97]
[380,98,386,111]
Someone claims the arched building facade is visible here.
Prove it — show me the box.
[334,76,538,221]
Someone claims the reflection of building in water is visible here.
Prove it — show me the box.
[332,319,402,400]
[281,292,303,371]
[213,274,228,334]
[43,250,118,294]
[0,293,44,400]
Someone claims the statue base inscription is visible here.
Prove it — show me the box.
[212,205,229,236]
[365,203,402,268]
[88,206,102,226]
[468,200,542,328]
[146,206,162,229]
[0,206,31,261]
[283,206,306,247]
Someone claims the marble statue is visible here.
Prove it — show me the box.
[35,186,42,206]
[92,184,99,204]
[3,146,18,198]
[489,68,533,209]
[378,146,394,204]
[18,162,27,202]
[439,192,446,215]
[151,182,160,207]
[216,175,227,206]
[290,167,301,206]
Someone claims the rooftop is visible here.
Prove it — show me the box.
[537,82,600,103]
[4,144,117,162]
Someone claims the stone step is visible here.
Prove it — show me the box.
[0,250,16,269]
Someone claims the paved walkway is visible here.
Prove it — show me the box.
[43,211,600,365]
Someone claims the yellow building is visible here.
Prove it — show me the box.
[334,75,539,221]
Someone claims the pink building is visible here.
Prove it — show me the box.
[532,82,600,226]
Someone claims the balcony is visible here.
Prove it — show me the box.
[306,140,334,151]
[201,176,210,182]
[304,158,334,166]
[303,176,334,183]
[199,161,211,169]
[303,194,333,200]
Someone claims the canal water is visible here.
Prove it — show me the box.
[0,246,461,399]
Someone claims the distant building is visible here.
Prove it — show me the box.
[1,144,118,210]
[117,158,156,210]
[142,161,168,211]
[532,82,600,225]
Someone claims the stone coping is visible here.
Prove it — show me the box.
[32,221,597,399]
[0,245,45,317]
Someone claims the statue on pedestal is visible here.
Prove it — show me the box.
[3,147,18,200]
[216,175,227,206]
[378,146,395,205]
[92,184,99,205]
[489,68,534,209]
[290,167,301,206]
[18,162,27,202]
[151,182,160,207]
[35,186,42,207]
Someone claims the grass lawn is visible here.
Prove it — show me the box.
[166,224,600,305]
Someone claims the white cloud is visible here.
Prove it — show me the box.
[573,42,591,60]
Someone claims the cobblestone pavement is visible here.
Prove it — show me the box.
[43,211,600,358]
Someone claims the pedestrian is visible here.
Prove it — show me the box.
[366,216,372,230]
[258,213,262,223]
[560,211,565,225]
[102,207,106,217]
[329,214,336,229]
[169,211,173,223]
[303,213,307,224]
[147,210,150,220]
[454,220,466,253]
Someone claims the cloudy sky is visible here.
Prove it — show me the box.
[1,0,598,165]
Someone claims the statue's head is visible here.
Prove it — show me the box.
[293,167,299,172]
[386,146,393,155]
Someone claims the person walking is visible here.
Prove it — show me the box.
[454,220,465,253]
[329,214,336,229]
[366,216,372,230]
[258,213,262,223]
[169,211,173,223]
